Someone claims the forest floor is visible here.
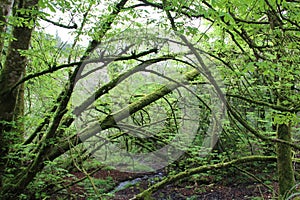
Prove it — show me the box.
[61,166,277,200]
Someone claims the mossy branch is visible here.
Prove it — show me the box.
[79,69,199,140]
[227,94,298,112]
[130,156,277,200]
[46,69,199,162]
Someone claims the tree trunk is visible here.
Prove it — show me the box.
[277,123,295,198]
[0,0,14,60]
[0,0,38,192]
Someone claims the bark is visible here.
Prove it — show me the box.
[0,0,14,59]
[0,0,38,192]
[13,78,25,136]
[277,123,295,198]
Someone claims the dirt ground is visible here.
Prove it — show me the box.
[57,168,277,200]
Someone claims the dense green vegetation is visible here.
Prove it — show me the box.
[0,0,299,199]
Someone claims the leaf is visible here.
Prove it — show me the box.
[243,62,256,73]
[47,3,56,13]
[224,13,234,24]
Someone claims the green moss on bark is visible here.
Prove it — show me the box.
[277,123,295,199]
[131,156,277,200]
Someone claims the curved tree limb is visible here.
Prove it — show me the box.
[227,94,299,112]
[46,69,200,163]
[12,48,159,91]
[40,17,78,29]
[130,155,277,199]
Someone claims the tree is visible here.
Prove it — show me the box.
[131,0,300,199]
[0,0,39,190]
[0,0,299,199]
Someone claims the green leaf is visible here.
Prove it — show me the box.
[47,3,56,13]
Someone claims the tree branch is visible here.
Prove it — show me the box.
[79,69,200,141]
[12,62,81,90]
[47,69,200,163]
[40,17,78,29]
[130,156,277,199]
[73,54,172,116]
[124,3,150,9]
[226,102,300,150]
[227,94,299,112]
[12,48,158,90]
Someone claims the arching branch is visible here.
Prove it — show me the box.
[131,156,277,199]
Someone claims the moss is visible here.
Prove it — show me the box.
[277,123,295,199]
[131,156,276,200]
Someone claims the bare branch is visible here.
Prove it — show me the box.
[227,94,299,112]
[12,62,81,90]
[40,17,78,29]
[12,48,159,90]
[124,3,150,9]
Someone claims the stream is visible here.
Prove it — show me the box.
[109,172,164,194]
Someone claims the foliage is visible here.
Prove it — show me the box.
[0,0,299,199]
